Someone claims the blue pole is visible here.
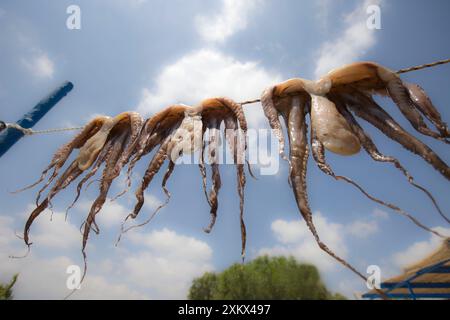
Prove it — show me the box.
[0,81,74,158]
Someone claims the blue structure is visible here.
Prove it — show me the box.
[0,81,74,158]
[363,240,450,300]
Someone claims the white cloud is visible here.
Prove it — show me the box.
[315,0,334,32]
[392,227,450,269]
[0,214,148,299]
[0,254,148,300]
[129,228,212,260]
[111,0,148,8]
[78,199,128,229]
[259,212,348,272]
[73,275,148,300]
[8,205,79,250]
[314,0,382,78]
[136,49,281,128]
[29,209,80,249]
[124,228,213,298]
[196,0,261,43]
[345,219,379,238]
[0,211,213,299]
[143,193,162,212]
[0,216,14,247]
[259,211,383,273]
[21,51,54,79]
[372,208,389,220]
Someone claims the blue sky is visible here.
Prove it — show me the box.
[0,0,449,299]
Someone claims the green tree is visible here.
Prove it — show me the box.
[188,256,346,300]
[0,274,18,300]
[188,272,218,300]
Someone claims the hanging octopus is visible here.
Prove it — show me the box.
[118,97,249,258]
[18,97,249,282]
[261,61,449,282]
[18,112,143,250]
[15,61,450,293]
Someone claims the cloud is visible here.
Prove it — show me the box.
[392,227,450,269]
[29,208,80,249]
[78,200,128,229]
[0,214,148,299]
[315,0,334,32]
[21,51,54,79]
[314,0,381,78]
[112,0,148,8]
[196,0,261,43]
[0,211,213,299]
[372,208,389,220]
[259,210,383,273]
[0,254,148,300]
[0,216,14,247]
[136,49,281,127]
[124,228,213,298]
[73,275,148,300]
[259,212,348,272]
[345,219,379,238]
[143,193,162,212]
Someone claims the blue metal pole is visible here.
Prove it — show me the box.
[0,81,74,158]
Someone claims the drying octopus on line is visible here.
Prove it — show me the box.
[116,97,249,256]
[16,112,143,256]
[17,97,250,282]
[261,61,450,282]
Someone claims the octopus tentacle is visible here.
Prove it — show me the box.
[224,116,238,158]
[82,130,129,253]
[34,119,110,205]
[344,90,450,180]
[116,160,177,246]
[78,130,128,289]
[384,75,447,142]
[215,98,248,135]
[288,95,367,281]
[110,112,144,179]
[129,135,172,220]
[224,115,247,258]
[404,82,449,138]
[13,117,107,195]
[65,138,115,218]
[198,134,211,207]
[261,86,288,162]
[331,96,450,224]
[204,119,222,233]
[237,161,246,259]
[338,175,444,238]
[88,113,143,205]
[310,126,445,237]
[115,131,164,202]
[162,161,176,200]
[115,107,186,201]
[325,62,446,142]
[24,160,83,245]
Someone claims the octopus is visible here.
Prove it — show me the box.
[16,112,143,270]
[261,61,450,282]
[18,97,249,282]
[117,97,249,258]
[15,61,449,295]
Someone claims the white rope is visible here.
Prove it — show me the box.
[4,123,83,136]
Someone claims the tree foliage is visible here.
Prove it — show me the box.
[0,274,18,300]
[188,256,346,300]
